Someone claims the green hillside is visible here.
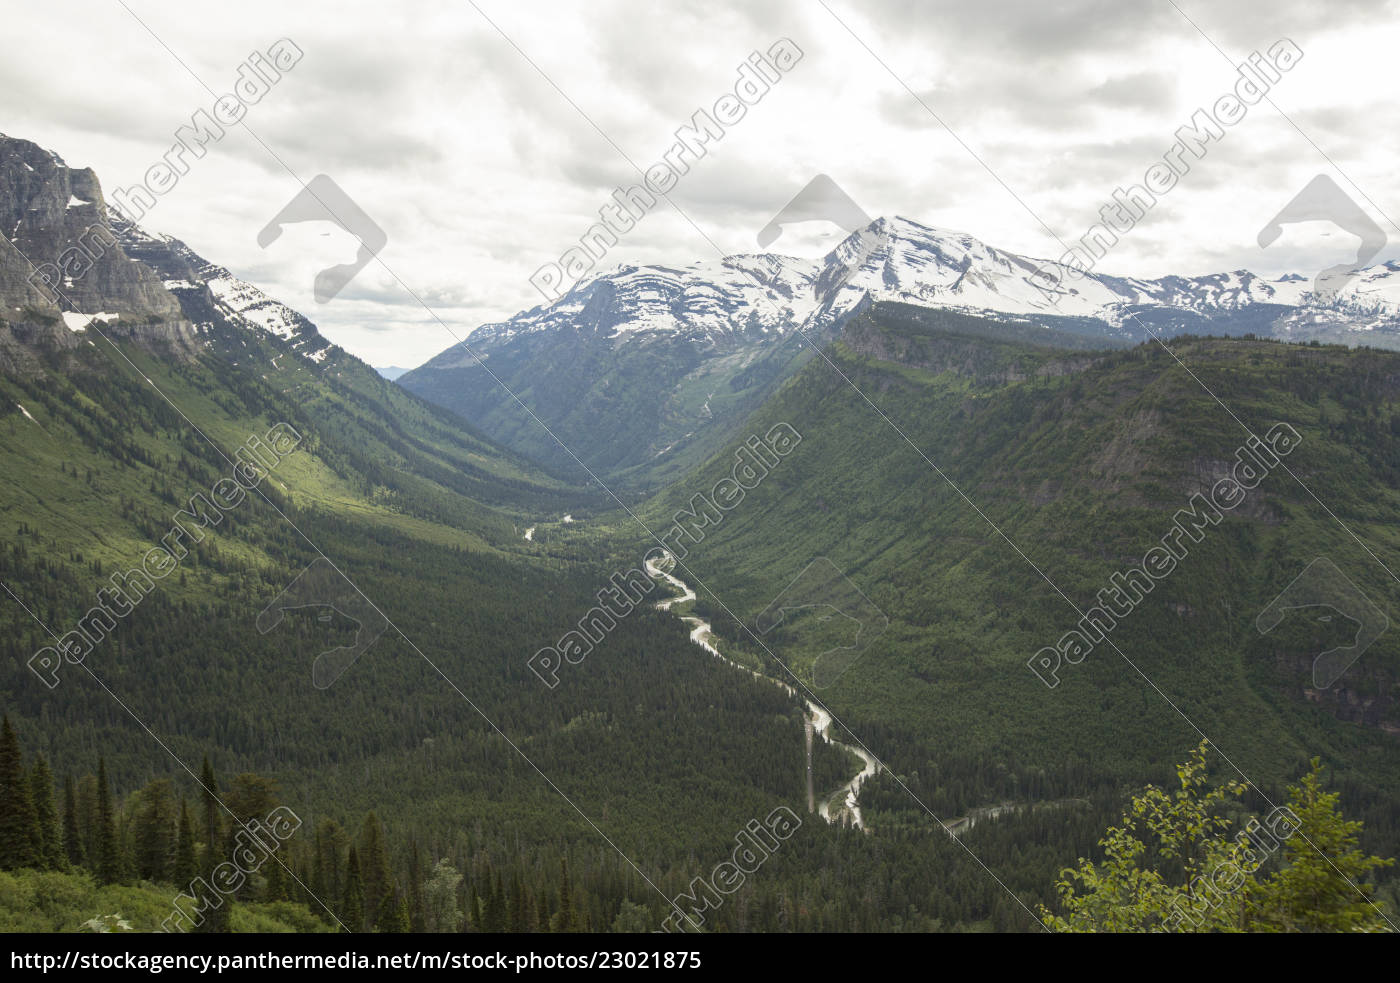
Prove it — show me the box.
[624,303,1400,875]
[4,239,1397,930]
[4,295,1044,931]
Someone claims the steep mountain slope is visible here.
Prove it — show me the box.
[399,255,824,488]
[622,302,1400,866]
[0,133,585,534]
[6,131,1397,931]
[8,135,1076,934]
[401,215,1400,486]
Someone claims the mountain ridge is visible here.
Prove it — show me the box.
[439,213,1400,354]
[400,213,1400,485]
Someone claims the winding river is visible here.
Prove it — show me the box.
[644,554,880,830]
[530,520,1041,835]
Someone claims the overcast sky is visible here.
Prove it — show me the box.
[8,0,1400,366]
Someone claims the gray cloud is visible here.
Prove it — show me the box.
[4,0,1395,366]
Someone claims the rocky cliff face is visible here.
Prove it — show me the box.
[1267,644,1399,736]
[0,134,197,370]
[0,133,343,376]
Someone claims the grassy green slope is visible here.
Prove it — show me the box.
[0,325,892,929]
[628,304,1400,851]
[0,318,591,572]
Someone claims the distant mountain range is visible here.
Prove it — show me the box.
[10,122,1397,490]
[4,132,1399,931]
[400,215,1400,484]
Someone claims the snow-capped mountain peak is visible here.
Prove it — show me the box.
[443,212,1400,370]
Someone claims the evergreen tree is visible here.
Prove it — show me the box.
[313,819,349,924]
[115,811,137,887]
[93,758,119,885]
[341,846,364,933]
[264,849,289,903]
[29,753,62,870]
[61,774,84,868]
[358,813,392,931]
[508,873,527,933]
[226,773,279,826]
[0,715,40,870]
[377,888,410,933]
[74,774,98,869]
[134,779,174,882]
[470,884,483,933]
[173,797,198,887]
[197,756,221,857]
[1249,759,1395,932]
[294,859,315,908]
[483,869,505,933]
[406,839,426,933]
[555,858,576,933]
[193,761,231,934]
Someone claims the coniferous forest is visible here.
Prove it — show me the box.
[2,101,1399,943]
[2,302,1397,935]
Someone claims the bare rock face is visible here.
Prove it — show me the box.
[0,134,196,371]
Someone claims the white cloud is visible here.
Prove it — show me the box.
[7,0,1398,366]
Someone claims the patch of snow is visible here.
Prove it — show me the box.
[457,214,1400,357]
[206,272,307,341]
[61,311,119,332]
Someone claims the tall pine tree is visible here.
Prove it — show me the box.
[0,715,40,870]
[341,846,364,933]
[173,797,198,887]
[358,813,392,932]
[406,839,426,933]
[377,888,409,933]
[61,774,83,868]
[93,758,119,884]
[28,754,62,870]
[555,858,576,932]
[197,756,221,858]
[134,779,174,882]
[193,759,230,933]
